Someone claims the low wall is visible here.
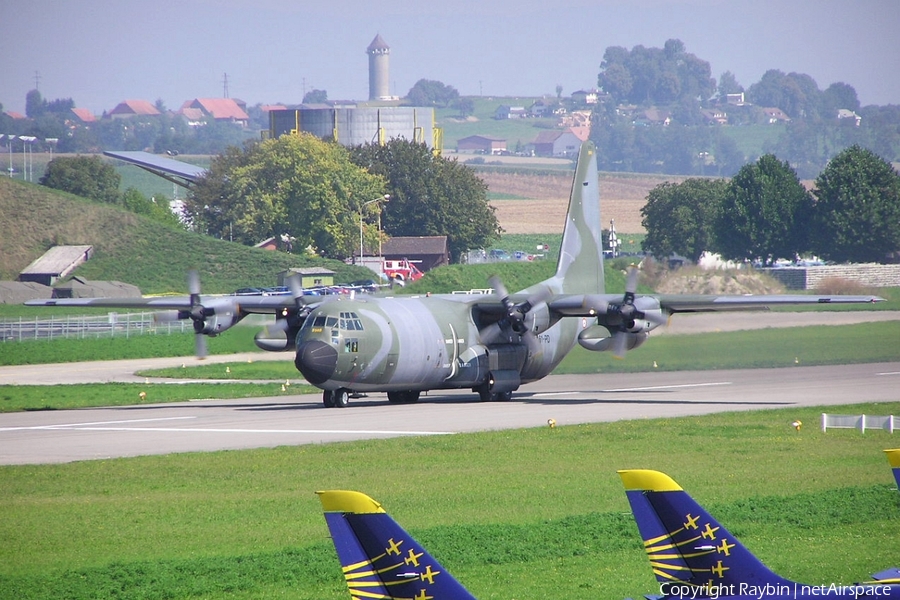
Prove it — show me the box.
[762,264,900,290]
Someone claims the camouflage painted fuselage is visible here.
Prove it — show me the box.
[293,291,587,393]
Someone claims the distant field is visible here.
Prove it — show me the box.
[479,168,681,234]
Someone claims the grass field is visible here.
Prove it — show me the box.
[1,401,899,599]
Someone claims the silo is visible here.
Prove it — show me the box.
[367,34,390,101]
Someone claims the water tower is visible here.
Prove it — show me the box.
[367,34,390,101]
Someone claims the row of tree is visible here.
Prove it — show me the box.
[640,145,900,265]
[183,135,500,261]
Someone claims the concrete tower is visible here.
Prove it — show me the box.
[367,34,390,101]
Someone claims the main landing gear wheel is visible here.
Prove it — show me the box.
[323,388,349,408]
[475,384,513,402]
[387,391,421,404]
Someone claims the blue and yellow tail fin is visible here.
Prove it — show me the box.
[318,490,477,600]
[618,470,794,594]
[886,449,900,489]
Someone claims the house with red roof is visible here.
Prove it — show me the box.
[179,98,249,127]
[69,108,96,123]
[107,100,161,119]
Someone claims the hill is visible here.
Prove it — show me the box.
[0,178,375,294]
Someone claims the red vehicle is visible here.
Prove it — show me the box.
[382,259,424,284]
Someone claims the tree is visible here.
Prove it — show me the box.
[746,70,822,120]
[822,82,860,115]
[714,154,813,265]
[40,155,121,204]
[406,79,459,107]
[452,97,475,118]
[596,39,713,108]
[121,187,184,229]
[25,89,44,118]
[809,145,900,263]
[185,134,386,259]
[302,89,328,104]
[717,71,743,99]
[641,178,727,262]
[349,138,501,261]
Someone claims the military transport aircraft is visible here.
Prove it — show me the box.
[619,469,900,599]
[27,141,883,408]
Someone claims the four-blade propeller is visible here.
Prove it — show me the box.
[152,270,210,358]
[600,265,667,358]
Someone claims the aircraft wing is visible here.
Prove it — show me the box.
[654,293,885,313]
[25,294,308,314]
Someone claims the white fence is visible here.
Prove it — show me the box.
[0,312,190,342]
[821,413,898,433]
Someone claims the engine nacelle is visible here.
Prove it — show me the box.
[623,318,657,333]
[578,326,649,352]
[523,301,552,334]
[195,301,243,336]
[253,327,300,352]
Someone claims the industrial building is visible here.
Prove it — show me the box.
[268,34,442,151]
[269,105,438,149]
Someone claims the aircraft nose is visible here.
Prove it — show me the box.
[294,340,338,385]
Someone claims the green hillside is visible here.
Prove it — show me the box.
[0,178,374,294]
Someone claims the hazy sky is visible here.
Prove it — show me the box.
[2,0,898,115]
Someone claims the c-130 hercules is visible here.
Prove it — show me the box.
[28,142,883,407]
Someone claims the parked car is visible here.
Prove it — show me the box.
[232,287,267,296]
[262,286,291,295]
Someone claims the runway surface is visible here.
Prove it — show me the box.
[2,361,898,465]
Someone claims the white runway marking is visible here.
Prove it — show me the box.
[0,416,454,437]
[532,381,732,397]
[877,371,900,376]
[0,416,196,431]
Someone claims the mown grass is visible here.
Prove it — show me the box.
[1,401,899,599]
[0,324,261,366]
[0,381,315,412]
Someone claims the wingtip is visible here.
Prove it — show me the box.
[317,490,386,514]
[618,469,684,492]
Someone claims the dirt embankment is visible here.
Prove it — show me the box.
[480,171,686,234]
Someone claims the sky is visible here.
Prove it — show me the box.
[1,0,899,116]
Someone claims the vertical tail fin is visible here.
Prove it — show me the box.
[885,449,900,489]
[552,141,605,294]
[318,490,477,600]
[618,470,794,593]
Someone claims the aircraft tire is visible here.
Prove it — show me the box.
[387,391,420,403]
[496,391,513,402]
[476,383,492,402]
[322,390,335,408]
[332,388,349,408]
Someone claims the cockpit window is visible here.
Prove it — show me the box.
[305,311,364,333]
[339,312,364,331]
